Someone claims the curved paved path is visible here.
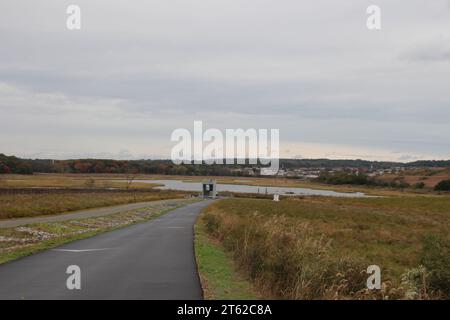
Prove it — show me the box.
[0,200,212,300]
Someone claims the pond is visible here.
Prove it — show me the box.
[138,179,367,198]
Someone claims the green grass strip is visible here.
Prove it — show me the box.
[195,222,259,300]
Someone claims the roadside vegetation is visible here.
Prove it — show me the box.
[198,196,450,299]
[0,190,188,220]
[0,199,193,264]
[195,223,259,300]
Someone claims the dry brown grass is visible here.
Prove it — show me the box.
[199,196,450,299]
[376,168,450,188]
[0,174,158,189]
[0,190,187,219]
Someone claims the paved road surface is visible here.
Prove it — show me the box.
[0,199,188,229]
[0,200,212,299]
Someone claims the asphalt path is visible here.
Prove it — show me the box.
[0,200,212,299]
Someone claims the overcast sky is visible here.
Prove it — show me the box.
[0,0,449,161]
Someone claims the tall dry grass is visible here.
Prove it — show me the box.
[200,198,450,299]
[202,209,372,299]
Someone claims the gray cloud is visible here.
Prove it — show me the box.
[0,0,449,161]
[400,42,450,62]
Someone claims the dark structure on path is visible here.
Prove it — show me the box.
[201,179,217,199]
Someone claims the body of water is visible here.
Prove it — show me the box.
[139,179,367,198]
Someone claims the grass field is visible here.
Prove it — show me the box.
[0,174,159,189]
[198,196,450,299]
[0,190,188,220]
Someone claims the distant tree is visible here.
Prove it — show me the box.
[397,180,410,190]
[124,165,139,189]
[73,161,92,173]
[15,163,33,174]
[315,172,371,185]
[435,179,450,191]
[414,182,426,189]
[0,163,10,174]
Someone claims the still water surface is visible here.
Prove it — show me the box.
[139,179,367,198]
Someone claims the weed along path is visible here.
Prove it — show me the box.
[0,200,213,299]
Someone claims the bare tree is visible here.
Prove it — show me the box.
[124,168,138,190]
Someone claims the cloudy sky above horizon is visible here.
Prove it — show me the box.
[1,0,449,162]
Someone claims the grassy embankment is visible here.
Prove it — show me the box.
[0,190,189,220]
[196,196,450,299]
[0,199,194,264]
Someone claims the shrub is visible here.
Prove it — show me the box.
[400,266,429,299]
[202,211,221,234]
[434,179,450,191]
[420,234,450,296]
[316,172,371,185]
[414,182,425,189]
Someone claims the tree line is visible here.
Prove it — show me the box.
[0,154,255,176]
[1,153,449,177]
